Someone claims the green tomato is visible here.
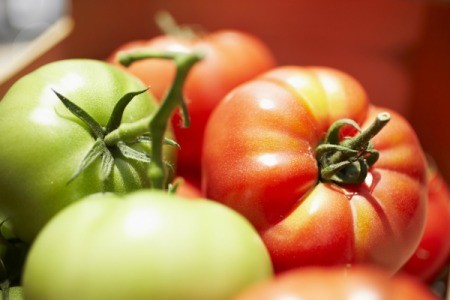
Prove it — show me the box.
[0,59,176,243]
[23,191,273,300]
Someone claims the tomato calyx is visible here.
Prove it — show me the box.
[55,52,201,189]
[316,112,390,185]
[53,88,177,183]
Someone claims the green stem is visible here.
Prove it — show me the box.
[104,115,152,146]
[118,51,184,68]
[108,51,202,189]
[343,113,390,149]
[316,112,390,185]
[327,112,390,166]
[148,53,201,189]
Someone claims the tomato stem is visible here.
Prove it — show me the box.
[316,112,390,185]
[110,51,202,189]
[154,10,200,39]
[104,115,153,145]
[341,112,390,151]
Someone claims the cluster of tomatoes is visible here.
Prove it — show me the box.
[0,14,449,300]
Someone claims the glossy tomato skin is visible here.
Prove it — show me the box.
[110,30,276,180]
[202,66,428,273]
[0,59,176,243]
[233,265,438,300]
[401,167,450,282]
[23,190,273,300]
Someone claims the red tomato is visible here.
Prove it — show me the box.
[109,29,276,180]
[401,165,450,282]
[175,177,203,199]
[202,66,428,273]
[233,265,438,300]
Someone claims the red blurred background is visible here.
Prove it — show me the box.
[1,0,449,182]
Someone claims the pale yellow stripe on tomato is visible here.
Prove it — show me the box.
[312,67,370,125]
[261,67,330,133]
[350,193,405,272]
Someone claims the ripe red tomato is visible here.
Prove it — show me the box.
[175,177,203,199]
[110,28,276,181]
[202,66,428,273]
[401,165,450,282]
[233,265,438,300]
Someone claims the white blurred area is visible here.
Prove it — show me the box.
[0,0,71,83]
[0,0,67,42]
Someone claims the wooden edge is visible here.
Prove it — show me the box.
[0,16,74,85]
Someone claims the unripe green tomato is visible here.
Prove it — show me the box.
[23,190,273,300]
[0,59,176,243]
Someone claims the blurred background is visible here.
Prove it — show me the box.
[0,0,449,182]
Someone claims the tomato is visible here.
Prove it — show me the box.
[233,265,438,300]
[174,177,203,199]
[22,190,273,300]
[0,59,176,243]
[401,165,450,282]
[202,66,428,273]
[110,26,276,181]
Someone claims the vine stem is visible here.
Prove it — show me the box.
[104,51,202,189]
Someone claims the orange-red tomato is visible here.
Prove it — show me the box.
[202,66,428,273]
[233,265,438,300]
[109,30,276,180]
[401,166,450,282]
[175,177,203,199]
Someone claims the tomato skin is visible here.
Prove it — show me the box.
[23,190,273,300]
[233,265,438,300]
[175,177,203,199]
[401,167,450,282]
[0,59,176,243]
[202,66,427,273]
[110,30,276,179]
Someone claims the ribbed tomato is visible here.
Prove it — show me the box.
[202,66,428,273]
[401,165,450,282]
[234,265,438,300]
